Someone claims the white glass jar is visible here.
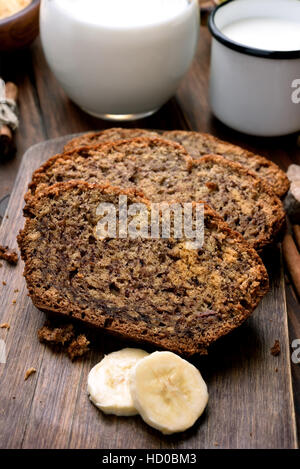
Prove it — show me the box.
[40,0,199,121]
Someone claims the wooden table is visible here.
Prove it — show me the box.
[0,27,299,448]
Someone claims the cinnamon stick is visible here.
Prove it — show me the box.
[0,82,18,159]
[282,232,300,298]
[292,225,300,251]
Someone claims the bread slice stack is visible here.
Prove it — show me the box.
[27,137,285,250]
[64,128,289,198]
[18,128,287,355]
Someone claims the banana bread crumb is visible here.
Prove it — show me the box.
[271,340,281,356]
[38,322,75,345]
[67,335,90,360]
[0,245,18,265]
[24,367,36,381]
[38,320,90,360]
[0,323,10,329]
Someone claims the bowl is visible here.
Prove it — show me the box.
[0,0,40,52]
[208,0,300,137]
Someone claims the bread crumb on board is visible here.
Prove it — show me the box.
[38,322,75,345]
[24,367,36,381]
[2,281,6,286]
[0,245,18,265]
[67,335,90,361]
[0,323,10,329]
[271,340,281,357]
[38,321,90,360]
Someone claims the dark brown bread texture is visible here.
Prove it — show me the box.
[18,182,269,356]
[27,138,285,250]
[64,128,289,197]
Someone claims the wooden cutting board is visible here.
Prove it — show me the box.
[0,135,297,449]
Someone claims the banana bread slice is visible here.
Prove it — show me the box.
[26,138,285,250]
[64,128,289,197]
[163,130,289,198]
[18,181,269,356]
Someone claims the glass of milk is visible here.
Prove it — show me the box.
[208,0,300,137]
[40,0,199,121]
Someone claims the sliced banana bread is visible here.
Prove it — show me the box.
[18,181,269,356]
[27,138,285,250]
[64,128,288,197]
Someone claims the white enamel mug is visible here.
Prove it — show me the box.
[209,0,300,137]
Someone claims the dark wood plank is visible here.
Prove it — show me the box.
[0,136,297,449]
[0,149,47,448]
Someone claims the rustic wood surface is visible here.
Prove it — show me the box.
[0,26,299,448]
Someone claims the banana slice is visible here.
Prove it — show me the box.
[88,348,149,416]
[130,351,208,434]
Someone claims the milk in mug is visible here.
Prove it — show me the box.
[222,17,300,52]
[40,0,199,120]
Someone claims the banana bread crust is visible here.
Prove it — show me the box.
[64,128,158,152]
